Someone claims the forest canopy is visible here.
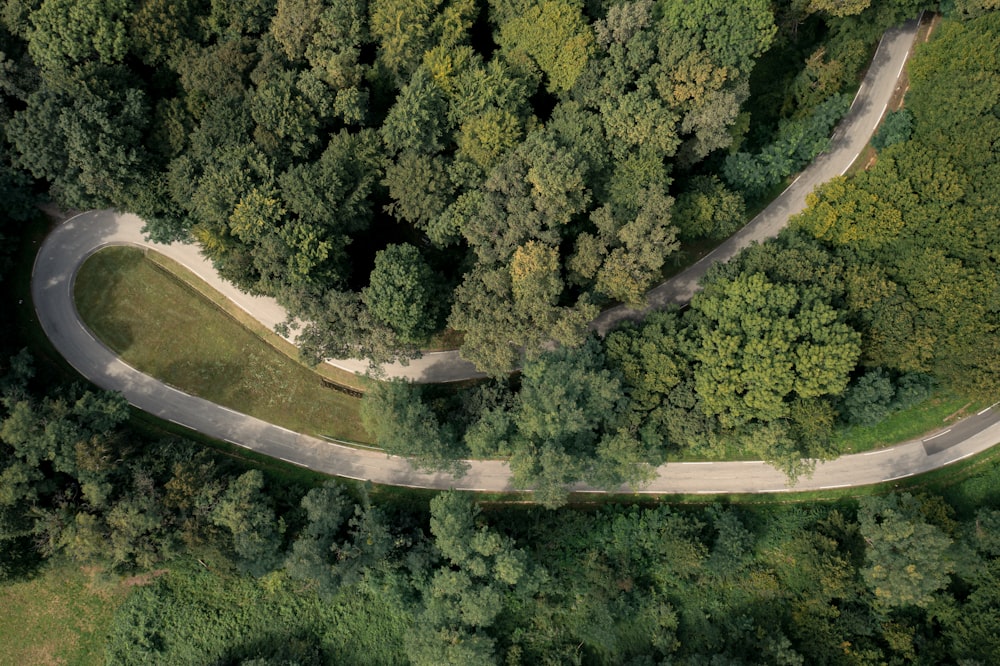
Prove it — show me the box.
[357,8,1000,503]
[0,0,926,375]
[3,6,1000,664]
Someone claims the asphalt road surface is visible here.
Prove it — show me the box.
[34,16,1000,495]
[591,17,921,334]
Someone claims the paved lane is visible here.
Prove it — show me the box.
[32,211,1000,492]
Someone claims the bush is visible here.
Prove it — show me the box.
[839,369,937,427]
[724,94,851,199]
[871,108,914,152]
[840,368,895,427]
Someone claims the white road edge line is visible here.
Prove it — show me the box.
[978,402,999,416]
[851,82,865,107]
[278,456,306,467]
[884,472,914,482]
[680,462,713,465]
[863,447,895,456]
[818,483,851,490]
[873,102,889,132]
[945,451,977,465]
[923,428,952,442]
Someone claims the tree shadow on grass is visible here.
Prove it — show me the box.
[0,536,45,583]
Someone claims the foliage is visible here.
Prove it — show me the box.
[724,93,850,198]
[362,243,444,344]
[858,493,955,610]
[360,379,469,475]
[672,175,746,241]
[495,0,595,94]
[28,0,131,71]
[871,107,914,152]
[794,12,1000,398]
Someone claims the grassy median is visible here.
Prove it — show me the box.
[74,247,370,444]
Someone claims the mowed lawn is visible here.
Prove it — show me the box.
[0,561,132,666]
[74,247,370,443]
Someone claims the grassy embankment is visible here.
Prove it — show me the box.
[74,247,370,445]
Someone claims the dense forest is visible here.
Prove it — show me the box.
[0,0,932,373]
[357,7,1000,503]
[6,0,992,497]
[3,1,1000,663]
[5,354,1000,664]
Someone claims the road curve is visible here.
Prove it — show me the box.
[34,15,1000,495]
[36,18,921,386]
[31,213,1000,493]
[592,17,921,333]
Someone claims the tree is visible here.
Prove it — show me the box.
[380,67,448,156]
[838,368,895,426]
[495,0,595,94]
[210,470,284,575]
[203,0,276,40]
[858,493,954,610]
[369,0,473,84]
[807,0,872,18]
[8,72,153,211]
[249,63,326,159]
[105,468,175,569]
[383,151,457,244]
[689,272,860,429]
[406,491,541,664]
[302,0,368,91]
[508,338,628,506]
[28,0,131,71]
[284,481,355,596]
[724,94,851,199]
[281,286,417,369]
[871,108,913,152]
[574,187,679,306]
[657,0,776,77]
[673,176,745,241]
[360,379,468,474]
[278,127,382,257]
[605,311,688,414]
[792,175,905,250]
[361,243,444,344]
[269,0,325,61]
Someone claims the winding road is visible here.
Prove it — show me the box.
[32,16,1000,494]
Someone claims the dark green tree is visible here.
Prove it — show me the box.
[360,379,468,475]
[210,470,284,575]
[362,243,444,344]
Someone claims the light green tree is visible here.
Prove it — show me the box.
[689,272,860,428]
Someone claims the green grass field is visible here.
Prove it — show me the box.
[0,560,133,666]
[74,247,371,444]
